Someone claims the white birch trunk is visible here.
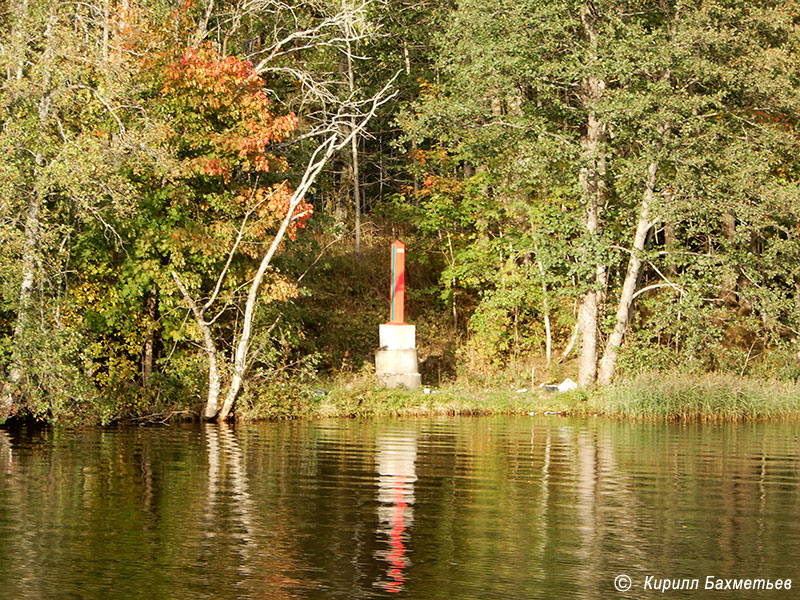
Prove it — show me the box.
[2,13,53,415]
[171,271,221,419]
[531,228,552,365]
[577,109,604,386]
[217,138,341,421]
[1,198,39,415]
[577,288,598,386]
[577,1,606,387]
[558,321,580,364]
[597,161,658,385]
[211,80,396,421]
[539,258,552,366]
[346,46,361,253]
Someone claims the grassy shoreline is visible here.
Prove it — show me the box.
[235,371,800,423]
[599,372,800,422]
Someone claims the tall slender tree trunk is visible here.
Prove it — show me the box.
[2,197,39,414]
[185,82,394,421]
[171,272,221,418]
[597,161,658,385]
[217,193,302,420]
[559,321,580,363]
[531,226,552,365]
[102,0,110,61]
[8,0,28,81]
[664,219,677,276]
[142,285,158,387]
[539,257,552,366]
[577,1,606,387]
[577,257,599,387]
[411,139,420,196]
[351,131,361,252]
[12,199,40,347]
[193,0,215,47]
[346,45,361,252]
[217,232,285,421]
[217,136,343,421]
[2,12,53,415]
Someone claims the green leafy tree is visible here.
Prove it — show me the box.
[400,0,800,384]
[0,0,150,420]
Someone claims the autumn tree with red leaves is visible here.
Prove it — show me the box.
[148,44,313,420]
[155,42,395,420]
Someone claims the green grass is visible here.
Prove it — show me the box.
[597,371,800,422]
[235,371,800,423]
[237,373,597,420]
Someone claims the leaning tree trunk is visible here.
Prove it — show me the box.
[597,161,658,385]
[577,0,606,387]
[217,245,278,421]
[171,271,221,418]
[204,81,396,421]
[217,137,342,421]
[217,192,311,421]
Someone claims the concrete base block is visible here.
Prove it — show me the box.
[378,373,422,390]
[375,347,421,390]
[375,324,421,389]
[379,323,416,350]
[375,348,419,375]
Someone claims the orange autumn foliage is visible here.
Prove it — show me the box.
[159,44,311,238]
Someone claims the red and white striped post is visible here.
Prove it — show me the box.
[375,240,421,389]
[390,240,406,324]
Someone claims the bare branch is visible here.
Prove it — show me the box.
[631,282,685,301]
[171,270,221,419]
[202,183,287,313]
[216,77,398,420]
[74,84,126,135]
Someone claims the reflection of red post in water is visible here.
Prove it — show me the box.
[376,431,416,594]
[385,476,407,593]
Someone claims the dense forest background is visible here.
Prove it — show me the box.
[2,0,800,422]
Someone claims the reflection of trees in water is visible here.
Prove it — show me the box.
[619,426,783,549]
[404,419,800,598]
[0,427,13,475]
[568,421,800,589]
[574,426,648,598]
[204,423,255,570]
[205,423,312,598]
[0,427,38,596]
[1,420,800,598]
[374,428,418,594]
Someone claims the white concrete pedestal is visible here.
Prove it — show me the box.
[379,324,416,349]
[375,324,421,389]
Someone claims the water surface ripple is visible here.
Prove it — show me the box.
[1,418,799,598]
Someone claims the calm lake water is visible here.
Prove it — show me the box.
[1,417,799,599]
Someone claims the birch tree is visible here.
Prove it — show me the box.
[172,83,396,420]
[401,0,800,385]
[154,21,400,420]
[0,0,143,418]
